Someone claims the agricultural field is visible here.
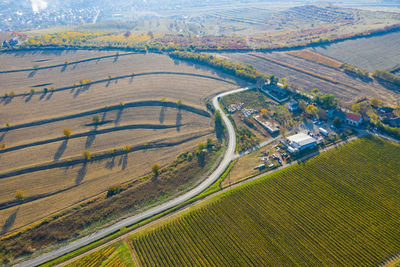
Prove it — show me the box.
[67,241,135,267]
[223,51,400,103]
[127,136,400,266]
[0,50,244,236]
[311,31,400,72]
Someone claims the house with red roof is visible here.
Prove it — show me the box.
[345,113,362,127]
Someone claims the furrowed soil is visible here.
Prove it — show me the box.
[0,50,244,235]
[223,52,400,103]
[311,31,400,72]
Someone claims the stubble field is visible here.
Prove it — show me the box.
[0,50,243,234]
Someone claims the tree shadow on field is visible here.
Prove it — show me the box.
[118,153,128,170]
[115,109,123,126]
[2,208,19,234]
[61,65,67,72]
[0,132,6,142]
[129,75,134,84]
[54,139,68,161]
[85,133,96,149]
[25,93,33,102]
[159,106,166,124]
[106,155,116,170]
[28,70,36,78]
[39,91,47,101]
[75,162,87,185]
[2,97,13,105]
[176,109,182,132]
[46,90,54,101]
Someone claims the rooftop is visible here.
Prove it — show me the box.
[346,113,362,122]
[287,133,316,147]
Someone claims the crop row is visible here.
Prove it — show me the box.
[130,136,400,266]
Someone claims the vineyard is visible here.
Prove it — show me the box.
[130,136,400,266]
[67,241,134,267]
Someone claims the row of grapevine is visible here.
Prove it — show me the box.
[131,136,400,266]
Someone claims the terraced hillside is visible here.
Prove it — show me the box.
[0,50,244,234]
[126,136,400,266]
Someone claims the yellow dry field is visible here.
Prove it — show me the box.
[0,51,243,234]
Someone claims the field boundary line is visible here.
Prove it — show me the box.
[0,130,212,180]
[0,100,210,133]
[0,123,181,155]
[0,52,142,74]
[0,71,237,100]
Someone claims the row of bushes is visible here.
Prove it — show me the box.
[372,70,400,87]
[169,51,270,83]
[340,63,370,79]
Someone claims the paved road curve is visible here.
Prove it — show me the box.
[16,87,250,267]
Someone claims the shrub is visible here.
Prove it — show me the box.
[9,91,15,97]
[0,142,6,149]
[152,164,160,177]
[15,190,24,201]
[92,115,100,124]
[107,185,122,198]
[83,150,91,161]
[63,128,72,138]
[177,99,183,107]
[6,122,10,127]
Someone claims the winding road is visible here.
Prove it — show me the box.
[15,87,250,267]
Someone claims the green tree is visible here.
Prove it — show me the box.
[107,185,122,198]
[333,117,341,129]
[269,75,278,85]
[15,190,24,201]
[92,115,100,124]
[83,150,91,160]
[63,128,72,138]
[177,99,183,107]
[312,88,319,94]
[152,164,160,177]
[214,110,224,139]
[369,98,382,107]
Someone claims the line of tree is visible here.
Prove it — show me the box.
[340,63,370,79]
[372,70,400,87]
[169,51,270,83]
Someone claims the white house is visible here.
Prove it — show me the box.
[345,113,362,127]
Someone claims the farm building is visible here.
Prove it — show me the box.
[286,133,317,154]
[253,115,280,134]
[345,113,362,127]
